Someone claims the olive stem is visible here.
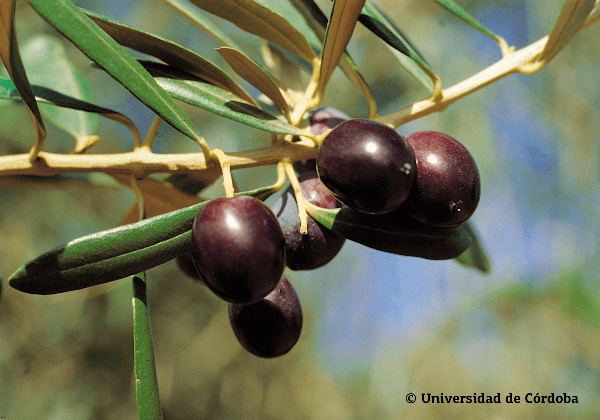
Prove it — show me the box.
[283,160,308,235]
[0,140,318,178]
[1,22,597,180]
[142,116,163,150]
[273,161,287,192]
[376,35,551,128]
[210,149,235,198]
[131,175,146,219]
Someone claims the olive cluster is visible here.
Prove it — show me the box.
[178,195,303,359]
[316,117,481,227]
[176,108,481,358]
[176,108,351,358]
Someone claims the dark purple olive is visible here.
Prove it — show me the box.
[316,119,416,214]
[272,172,345,270]
[191,196,286,304]
[229,276,303,358]
[294,108,350,174]
[404,131,481,227]
[176,252,204,284]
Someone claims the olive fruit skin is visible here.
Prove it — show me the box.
[229,276,303,358]
[272,172,345,270]
[316,119,416,214]
[191,196,286,304]
[176,252,204,284]
[294,107,350,174]
[404,131,481,227]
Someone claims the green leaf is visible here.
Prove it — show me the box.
[187,0,317,63]
[83,9,257,107]
[305,203,471,260]
[19,35,99,141]
[160,0,245,52]
[290,0,329,40]
[584,1,600,27]
[144,62,305,135]
[26,0,204,145]
[290,0,377,114]
[0,1,46,155]
[359,0,435,91]
[7,187,277,295]
[538,0,596,64]
[318,0,367,93]
[454,222,491,273]
[217,47,290,116]
[253,0,322,49]
[433,0,503,42]
[2,79,141,148]
[132,271,163,420]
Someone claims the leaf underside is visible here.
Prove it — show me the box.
[307,205,472,260]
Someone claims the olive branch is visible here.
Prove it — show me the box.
[1,0,598,419]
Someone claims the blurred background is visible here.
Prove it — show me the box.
[1,0,599,418]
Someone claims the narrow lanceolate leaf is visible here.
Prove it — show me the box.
[147,66,304,135]
[290,0,328,39]
[160,0,245,51]
[2,80,141,147]
[305,203,471,260]
[84,9,257,106]
[537,0,596,64]
[433,0,502,42]
[188,0,316,63]
[26,0,203,144]
[583,1,600,28]
[0,1,46,155]
[290,0,377,115]
[318,0,367,92]
[253,0,322,49]
[8,187,276,295]
[132,271,163,420]
[217,47,290,117]
[20,35,99,142]
[359,1,435,91]
[454,222,491,273]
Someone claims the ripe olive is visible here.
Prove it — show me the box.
[404,131,481,227]
[191,196,286,304]
[272,172,345,270]
[293,107,350,174]
[316,119,416,214]
[229,276,303,358]
[176,252,204,284]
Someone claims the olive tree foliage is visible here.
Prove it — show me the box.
[0,0,598,418]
